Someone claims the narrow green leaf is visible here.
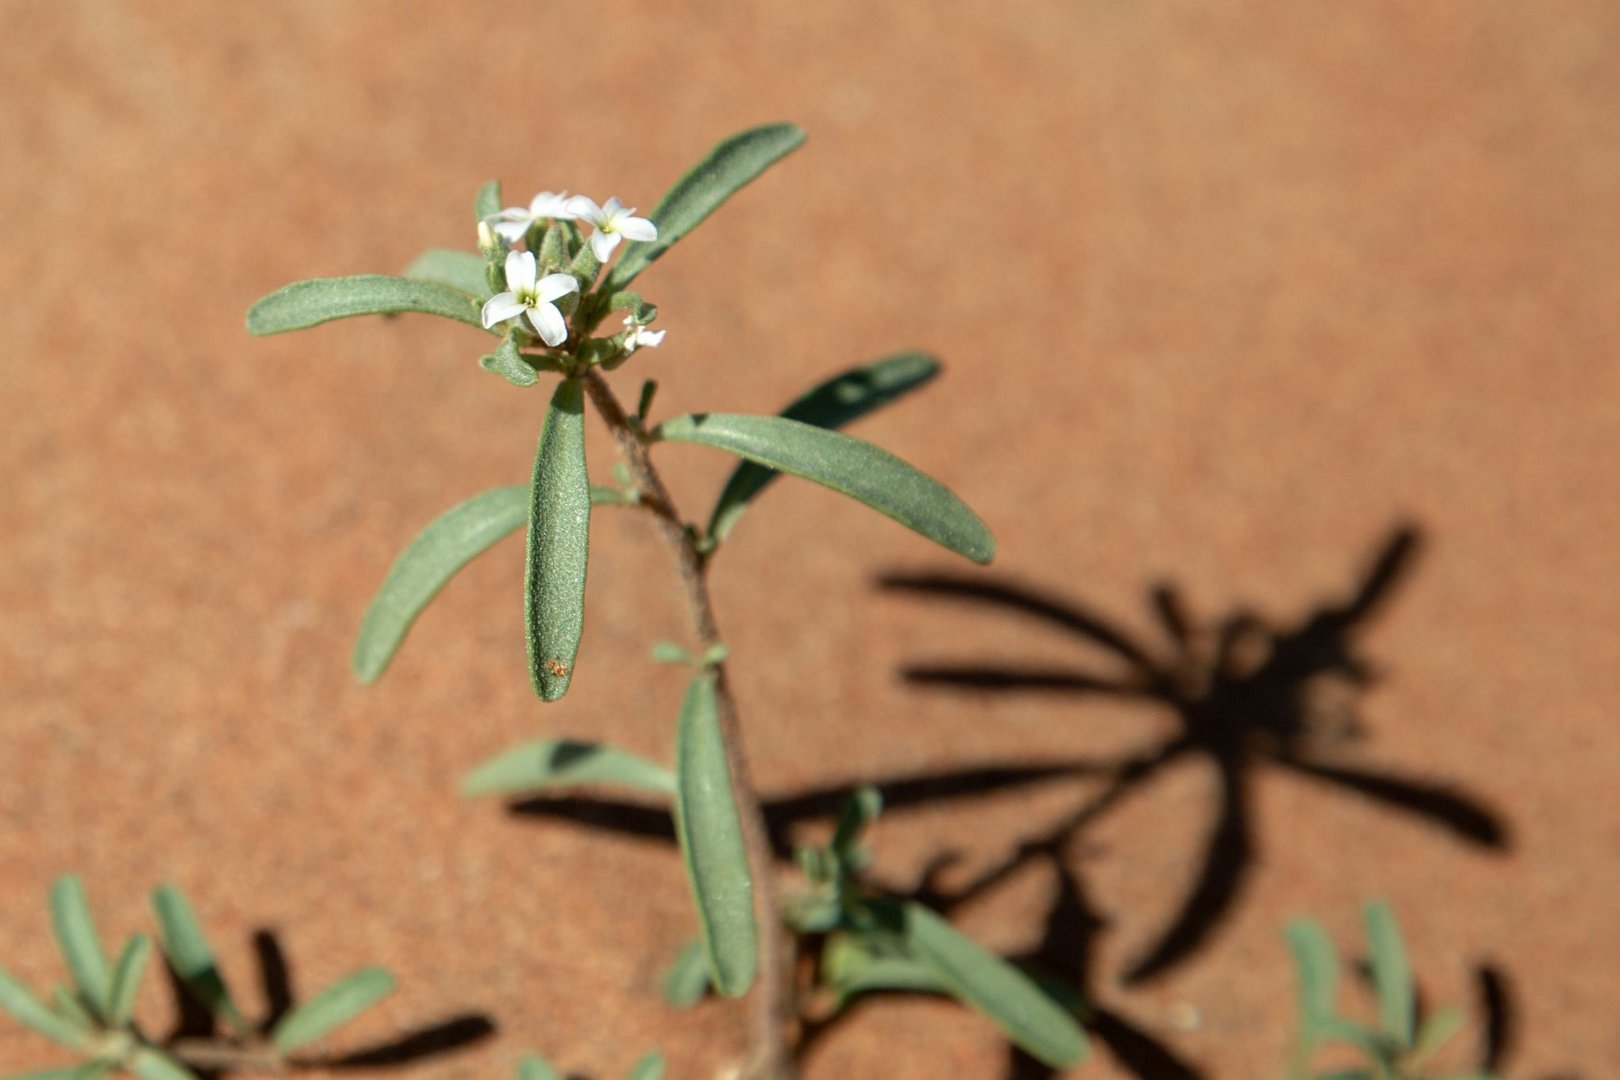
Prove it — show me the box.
[269,968,395,1054]
[49,877,111,1021]
[708,353,942,543]
[626,1052,665,1080]
[50,987,96,1032]
[525,378,591,701]
[1286,918,1340,1037]
[352,485,528,682]
[127,1050,199,1080]
[106,935,151,1029]
[479,334,540,388]
[821,932,950,1006]
[601,123,806,295]
[659,413,993,564]
[246,275,484,334]
[462,739,675,799]
[662,939,710,1009]
[1316,1016,1385,1057]
[900,901,1088,1069]
[1364,899,1414,1049]
[0,966,89,1050]
[830,785,882,863]
[650,641,692,665]
[672,671,757,998]
[1411,1006,1466,1064]
[150,885,245,1034]
[515,1056,563,1080]
[475,180,502,222]
[404,249,490,298]
[589,483,638,506]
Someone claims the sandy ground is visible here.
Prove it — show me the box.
[2,2,1617,1078]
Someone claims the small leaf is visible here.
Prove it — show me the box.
[601,123,806,295]
[626,1052,665,1080]
[697,643,730,668]
[898,901,1088,1069]
[708,353,941,543]
[462,739,675,799]
[50,986,96,1032]
[589,483,638,506]
[474,180,502,222]
[246,275,484,334]
[821,932,950,1006]
[659,413,993,564]
[404,249,490,298]
[650,641,693,665]
[830,785,882,863]
[1364,899,1414,1049]
[662,939,710,1009]
[525,378,592,701]
[515,1055,563,1080]
[1316,1016,1385,1058]
[352,485,528,681]
[673,671,757,998]
[127,1050,199,1080]
[50,877,111,1021]
[1412,1006,1466,1064]
[269,968,395,1054]
[1286,918,1340,1038]
[150,884,245,1034]
[479,334,540,388]
[0,966,89,1050]
[106,935,151,1029]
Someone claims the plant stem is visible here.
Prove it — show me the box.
[581,370,795,1080]
[169,1037,286,1073]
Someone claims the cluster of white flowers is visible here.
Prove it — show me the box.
[479,191,662,352]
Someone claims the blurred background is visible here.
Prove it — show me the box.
[2,2,1616,1077]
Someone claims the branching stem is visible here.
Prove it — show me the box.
[581,370,795,1080]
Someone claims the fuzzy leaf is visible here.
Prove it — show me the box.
[673,671,757,998]
[899,901,1088,1069]
[106,935,151,1029]
[404,249,490,298]
[49,877,111,1021]
[822,933,950,1006]
[0,966,88,1050]
[269,968,395,1053]
[1364,899,1414,1049]
[151,885,244,1033]
[659,413,993,564]
[462,739,675,798]
[525,379,591,701]
[478,335,539,388]
[661,939,710,1009]
[708,353,941,543]
[246,275,484,334]
[601,123,806,295]
[474,180,502,222]
[353,486,528,682]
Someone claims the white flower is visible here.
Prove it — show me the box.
[622,313,665,353]
[567,195,657,261]
[480,251,580,346]
[487,190,577,244]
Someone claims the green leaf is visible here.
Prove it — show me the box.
[352,485,528,682]
[830,785,882,864]
[1286,918,1340,1037]
[462,738,675,799]
[50,987,96,1032]
[269,968,395,1054]
[821,932,950,1006]
[672,671,757,998]
[898,901,1088,1069]
[0,965,89,1050]
[515,1055,563,1080]
[658,413,993,564]
[71,1066,115,1080]
[661,939,710,1009]
[475,180,502,222]
[49,877,111,1022]
[246,275,484,334]
[479,333,540,388]
[525,378,592,701]
[601,123,806,295]
[708,353,941,543]
[650,641,693,666]
[6,1069,98,1080]
[106,935,151,1029]
[626,1052,665,1080]
[150,884,245,1034]
[589,483,638,507]
[404,249,490,298]
[1411,1006,1466,1064]
[127,1050,199,1080]
[1316,1016,1385,1058]
[1364,899,1414,1049]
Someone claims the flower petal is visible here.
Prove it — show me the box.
[491,219,530,243]
[481,292,525,328]
[528,191,571,218]
[602,196,626,219]
[565,194,601,222]
[527,301,568,346]
[504,250,537,291]
[618,216,658,242]
[638,328,666,348]
[590,230,620,261]
[535,273,580,303]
